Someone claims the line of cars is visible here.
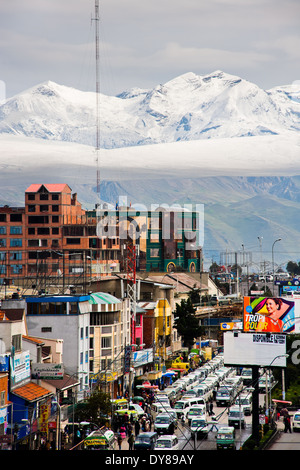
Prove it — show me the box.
[135,355,257,450]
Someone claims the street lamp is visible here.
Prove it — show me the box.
[272,238,282,295]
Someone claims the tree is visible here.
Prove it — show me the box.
[286,261,300,276]
[74,390,112,427]
[173,298,204,350]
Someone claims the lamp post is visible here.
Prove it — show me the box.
[272,238,282,295]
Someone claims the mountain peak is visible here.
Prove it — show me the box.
[0,71,299,147]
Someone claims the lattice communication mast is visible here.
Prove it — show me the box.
[126,240,137,346]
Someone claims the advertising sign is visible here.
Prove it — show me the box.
[220,321,243,331]
[31,363,64,380]
[10,351,31,388]
[224,331,286,367]
[243,297,295,333]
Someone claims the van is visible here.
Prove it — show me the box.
[292,410,300,432]
[154,412,176,434]
[216,386,234,407]
[235,394,252,416]
[151,403,168,420]
[83,429,116,450]
[228,405,245,429]
[187,404,206,425]
[154,435,179,450]
[190,417,209,439]
[216,426,236,450]
[174,399,191,420]
[134,432,158,450]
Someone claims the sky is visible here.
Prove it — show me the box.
[1,0,300,99]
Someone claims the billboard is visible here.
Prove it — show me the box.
[224,331,286,367]
[243,297,295,333]
[31,363,64,380]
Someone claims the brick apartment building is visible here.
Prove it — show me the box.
[0,184,200,293]
[0,184,120,293]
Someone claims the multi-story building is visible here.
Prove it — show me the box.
[0,186,201,294]
[96,205,201,273]
[0,184,121,292]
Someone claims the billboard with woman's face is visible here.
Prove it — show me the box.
[243,297,295,333]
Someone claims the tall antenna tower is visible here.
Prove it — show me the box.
[94,0,100,199]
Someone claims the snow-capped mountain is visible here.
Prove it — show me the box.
[0,70,299,148]
[1,70,300,267]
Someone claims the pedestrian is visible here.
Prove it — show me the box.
[284,415,292,433]
[135,419,140,436]
[209,400,214,416]
[128,433,135,451]
[117,433,123,450]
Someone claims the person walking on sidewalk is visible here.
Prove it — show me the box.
[128,433,135,451]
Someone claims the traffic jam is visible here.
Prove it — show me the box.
[136,354,263,451]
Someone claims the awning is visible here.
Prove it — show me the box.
[12,382,53,402]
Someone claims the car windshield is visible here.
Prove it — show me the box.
[155,416,169,424]
[294,414,300,421]
[191,419,206,427]
[156,440,172,448]
[136,436,150,443]
[217,432,233,440]
[236,398,249,405]
[229,411,242,417]
[174,403,184,409]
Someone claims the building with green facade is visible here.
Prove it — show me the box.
[95,206,201,273]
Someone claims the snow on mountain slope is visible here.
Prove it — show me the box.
[0,71,299,149]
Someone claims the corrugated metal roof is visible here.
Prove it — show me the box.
[12,382,52,402]
[89,292,121,305]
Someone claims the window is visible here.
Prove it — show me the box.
[10,214,22,222]
[37,227,50,235]
[12,334,22,352]
[11,265,23,274]
[40,205,49,212]
[52,227,59,234]
[66,238,81,245]
[101,337,111,348]
[10,239,22,247]
[10,252,22,260]
[0,226,6,234]
[150,248,159,257]
[40,193,49,200]
[28,194,35,200]
[41,327,52,332]
[28,227,35,234]
[0,239,6,247]
[10,226,22,235]
[52,194,59,200]
[0,214,6,222]
[28,205,36,212]
[28,215,49,224]
[52,205,59,212]
[52,216,59,223]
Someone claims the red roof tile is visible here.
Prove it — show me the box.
[12,382,52,402]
